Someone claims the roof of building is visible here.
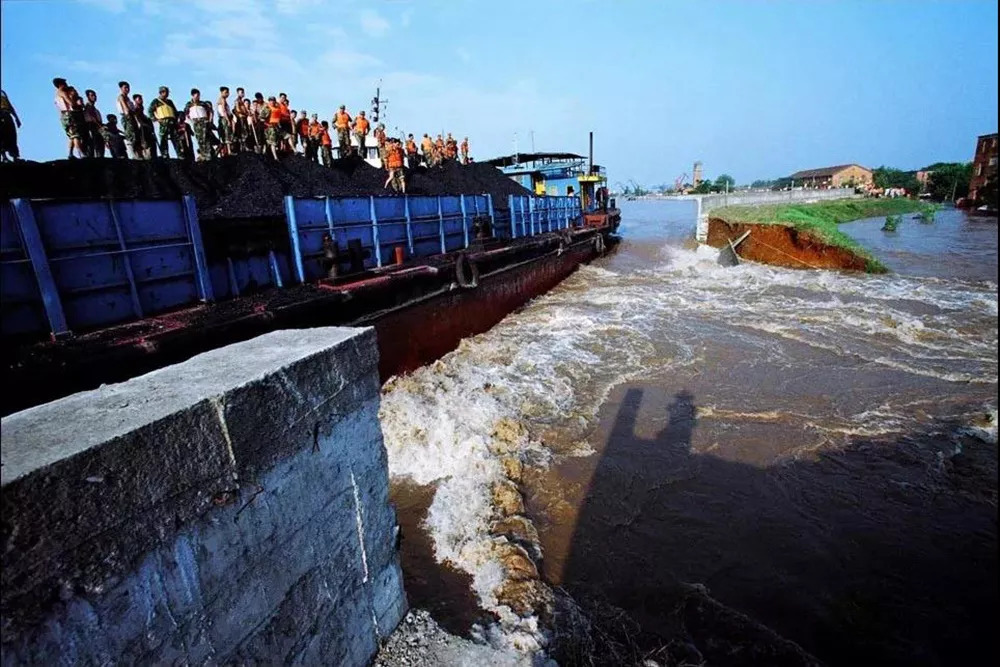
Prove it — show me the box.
[483,152,586,167]
[789,164,871,179]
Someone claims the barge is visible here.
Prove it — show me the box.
[2,154,619,414]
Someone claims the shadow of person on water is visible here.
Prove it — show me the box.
[551,387,998,667]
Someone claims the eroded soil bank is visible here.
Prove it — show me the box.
[707,218,873,271]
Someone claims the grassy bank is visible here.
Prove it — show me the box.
[711,198,930,273]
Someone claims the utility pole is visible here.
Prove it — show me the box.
[530,130,535,153]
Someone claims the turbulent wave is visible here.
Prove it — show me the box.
[378,239,998,657]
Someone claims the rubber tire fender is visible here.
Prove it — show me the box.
[593,233,606,254]
[455,252,480,289]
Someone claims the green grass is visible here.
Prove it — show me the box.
[712,198,931,273]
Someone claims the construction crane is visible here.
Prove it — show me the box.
[674,173,689,192]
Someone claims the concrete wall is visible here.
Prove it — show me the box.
[698,187,858,213]
[688,189,858,241]
[1,327,406,665]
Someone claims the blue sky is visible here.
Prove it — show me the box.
[1,0,997,185]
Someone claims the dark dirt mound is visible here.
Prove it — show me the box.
[0,154,530,219]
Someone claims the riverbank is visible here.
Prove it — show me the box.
[710,198,931,272]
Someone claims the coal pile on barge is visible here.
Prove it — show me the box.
[0,153,531,219]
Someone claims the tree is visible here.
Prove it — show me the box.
[873,166,920,193]
[691,180,714,194]
[715,174,735,190]
[926,162,973,202]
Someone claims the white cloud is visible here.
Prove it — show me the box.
[321,49,383,72]
[77,0,127,12]
[359,9,390,37]
[34,54,120,78]
[274,0,322,14]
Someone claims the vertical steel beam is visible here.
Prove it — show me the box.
[487,194,496,238]
[268,250,284,288]
[404,195,415,255]
[11,199,70,337]
[460,194,469,248]
[227,256,240,297]
[183,195,214,302]
[437,196,446,254]
[369,196,382,268]
[508,195,516,238]
[107,200,144,319]
[284,195,306,283]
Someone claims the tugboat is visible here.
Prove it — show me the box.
[484,132,621,233]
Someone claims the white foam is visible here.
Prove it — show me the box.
[377,240,997,657]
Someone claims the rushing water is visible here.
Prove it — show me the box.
[380,201,998,666]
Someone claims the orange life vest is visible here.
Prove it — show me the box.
[421,137,433,152]
[355,117,370,133]
[405,139,417,155]
[334,111,351,129]
[309,121,322,138]
[297,118,309,136]
[268,103,282,125]
[320,129,332,146]
[386,144,404,169]
[279,102,291,122]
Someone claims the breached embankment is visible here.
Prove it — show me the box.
[707,218,873,271]
[707,198,933,272]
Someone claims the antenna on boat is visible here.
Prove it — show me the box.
[372,82,388,125]
[589,131,594,174]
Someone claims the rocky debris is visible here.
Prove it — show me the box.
[0,153,530,220]
[490,417,528,454]
[500,455,523,482]
[491,480,526,516]
[490,515,539,549]
[374,608,537,667]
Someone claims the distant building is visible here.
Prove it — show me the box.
[789,164,873,189]
[692,161,703,186]
[916,170,933,186]
[969,132,998,202]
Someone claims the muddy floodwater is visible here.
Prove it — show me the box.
[380,201,998,666]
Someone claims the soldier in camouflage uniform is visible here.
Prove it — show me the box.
[264,96,282,160]
[103,114,129,159]
[216,86,234,157]
[183,88,214,161]
[132,94,157,159]
[115,81,140,158]
[233,88,249,154]
[149,86,183,159]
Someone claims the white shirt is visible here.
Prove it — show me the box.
[186,103,209,120]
